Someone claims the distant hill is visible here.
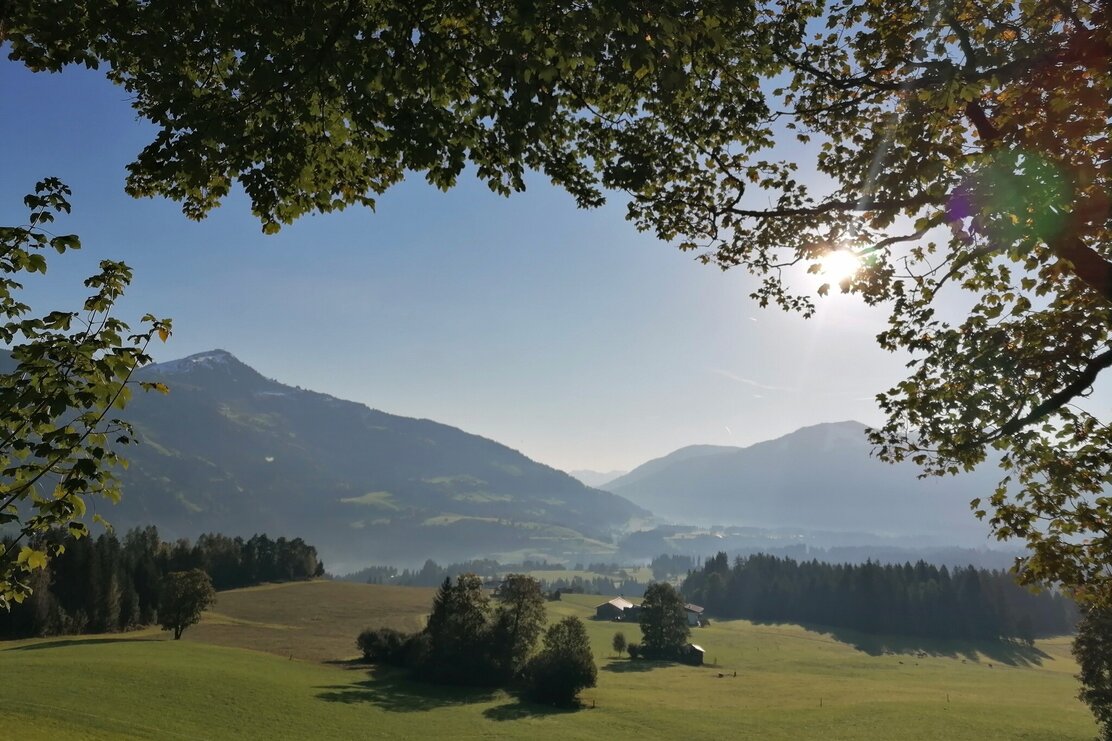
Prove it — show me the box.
[603,444,740,491]
[605,421,999,545]
[100,350,646,566]
[568,469,628,488]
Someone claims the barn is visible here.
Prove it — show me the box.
[595,596,635,620]
[684,603,705,626]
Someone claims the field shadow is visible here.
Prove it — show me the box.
[483,698,581,721]
[315,666,498,712]
[321,657,370,669]
[601,659,671,673]
[6,637,163,652]
[827,629,1049,667]
[753,620,1051,667]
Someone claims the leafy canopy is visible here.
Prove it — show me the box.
[1074,606,1112,741]
[4,1,1112,598]
[492,573,547,679]
[0,180,170,609]
[639,582,690,659]
[158,568,216,640]
[527,616,597,706]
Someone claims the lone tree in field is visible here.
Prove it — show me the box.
[6,2,1112,602]
[1074,606,1112,741]
[528,616,597,706]
[639,583,689,660]
[612,631,627,658]
[158,569,215,640]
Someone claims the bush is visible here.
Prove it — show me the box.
[357,627,414,666]
[627,643,641,659]
[528,617,597,706]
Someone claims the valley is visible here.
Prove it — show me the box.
[0,582,1095,740]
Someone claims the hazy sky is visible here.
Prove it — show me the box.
[3,59,916,472]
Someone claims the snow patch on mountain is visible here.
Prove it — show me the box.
[147,350,236,374]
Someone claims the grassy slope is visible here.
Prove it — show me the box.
[0,582,1096,740]
[184,581,436,664]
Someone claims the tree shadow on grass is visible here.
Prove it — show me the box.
[600,658,672,673]
[321,657,370,669]
[483,697,582,721]
[750,620,1051,667]
[315,666,498,712]
[7,637,164,651]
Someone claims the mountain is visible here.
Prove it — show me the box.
[101,350,646,567]
[604,421,998,545]
[603,444,738,491]
[568,469,627,489]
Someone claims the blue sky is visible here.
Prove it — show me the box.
[2,59,911,472]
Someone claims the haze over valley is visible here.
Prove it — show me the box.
[96,349,1006,572]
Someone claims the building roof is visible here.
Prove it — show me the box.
[595,597,635,611]
[686,643,705,653]
[684,603,705,614]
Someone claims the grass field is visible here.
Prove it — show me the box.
[184,581,436,664]
[0,581,1097,739]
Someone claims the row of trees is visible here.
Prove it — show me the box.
[347,558,647,596]
[682,553,1077,642]
[358,574,596,705]
[0,527,322,638]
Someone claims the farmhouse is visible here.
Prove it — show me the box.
[595,596,635,620]
[684,603,705,626]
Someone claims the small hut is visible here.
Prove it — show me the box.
[681,643,706,666]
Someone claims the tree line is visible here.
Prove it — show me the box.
[345,558,647,596]
[358,574,596,705]
[0,527,323,639]
[682,553,1078,642]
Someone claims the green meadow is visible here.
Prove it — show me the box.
[1,582,1096,739]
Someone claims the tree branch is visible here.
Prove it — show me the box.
[728,193,934,219]
[997,347,1112,438]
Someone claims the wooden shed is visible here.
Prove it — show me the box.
[595,596,635,620]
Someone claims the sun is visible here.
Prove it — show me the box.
[819,249,861,283]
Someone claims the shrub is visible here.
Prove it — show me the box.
[357,627,414,666]
[528,617,597,705]
[627,643,641,659]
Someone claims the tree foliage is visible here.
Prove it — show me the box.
[527,616,597,706]
[356,626,412,665]
[158,568,215,640]
[0,180,170,609]
[0,527,322,639]
[638,582,690,659]
[422,574,496,684]
[492,573,547,680]
[362,573,549,689]
[0,0,761,232]
[612,630,626,657]
[1074,605,1112,741]
[5,2,1112,599]
[682,552,1077,641]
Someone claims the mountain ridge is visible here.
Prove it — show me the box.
[605,420,997,545]
[104,350,648,567]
